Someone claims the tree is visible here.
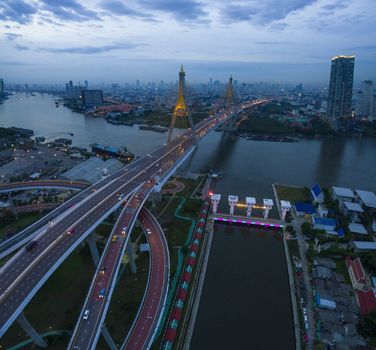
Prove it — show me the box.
[301,222,312,237]
[358,310,376,345]
[361,252,376,275]
[286,225,296,235]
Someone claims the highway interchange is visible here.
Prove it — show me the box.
[0,100,266,347]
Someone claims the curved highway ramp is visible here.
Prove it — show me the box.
[68,187,169,350]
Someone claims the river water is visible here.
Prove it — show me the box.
[1,93,376,349]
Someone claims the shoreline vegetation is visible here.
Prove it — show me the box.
[63,98,376,139]
[235,101,376,138]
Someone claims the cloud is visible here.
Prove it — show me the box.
[14,44,30,50]
[37,42,143,54]
[138,0,206,20]
[100,0,155,20]
[0,0,37,24]
[4,32,22,41]
[321,1,348,11]
[220,0,316,24]
[40,0,100,21]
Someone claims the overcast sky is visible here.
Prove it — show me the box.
[0,0,375,85]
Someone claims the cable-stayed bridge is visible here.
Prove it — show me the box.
[0,67,267,349]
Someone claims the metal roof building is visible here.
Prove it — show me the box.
[355,190,376,209]
[353,241,376,251]
[60,157,123,184]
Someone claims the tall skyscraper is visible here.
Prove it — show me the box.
[359,80,373,117]
[0,79,4,95]
[327,55,355,126]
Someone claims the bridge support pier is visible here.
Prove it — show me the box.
[8,192,18,219]
[127,241,137,274]
[17,312,47,348]
[87,234,100,267]
[101,325,117,350]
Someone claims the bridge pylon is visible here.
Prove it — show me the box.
[225,75,234,108]
[167,65,196,144]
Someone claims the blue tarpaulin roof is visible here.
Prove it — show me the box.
[337,228,345,237]
[295,202,316,214]
[313,217,337,227]
[311,183,322,197]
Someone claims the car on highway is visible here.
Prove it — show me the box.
[99,288,106,299]
[146,228,152,235]
[83,309,90,320]
[67,228,75,235]
[112,235,117,242]
[99,266,106,275]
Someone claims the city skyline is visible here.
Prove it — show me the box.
[0,0,375,84]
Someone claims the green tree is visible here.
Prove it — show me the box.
[301,222,312,237]
[361,252,376,275]
[358,311,376,345]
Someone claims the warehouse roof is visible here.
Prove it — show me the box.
[61,157,123,184]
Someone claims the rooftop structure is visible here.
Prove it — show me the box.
[343,201,363,213]
[332,186,355,200]
[353,241,376,251]
[345,256,366,290]
[312,217,336,233]
[311,183,324,203]
[61,157,123,184]
[280,200,292,209]
[355,190,376,209]
[356,289,376,315]
[210,194,221,201]
[348,223,367,235]
[295,202,316,216]
[246,197,256,205]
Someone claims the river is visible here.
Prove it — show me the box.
[1,92,376,349]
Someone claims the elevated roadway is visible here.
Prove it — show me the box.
[121,207,169,350]
[0,180,89,194]
[0,99,267,339]
[0,131,194,337]
[0,157,154,260]
[68,186,169,350]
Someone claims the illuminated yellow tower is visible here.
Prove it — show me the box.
[225,75,234,107]
[167,65,195,143]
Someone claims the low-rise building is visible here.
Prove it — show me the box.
[341,201,364,222]
[348,223,368,235]
[345,256,366,290]
[353,241,376,251]
[312,217,336,233]
[355,189,376,210]
[311,183,324,204]
[294,201,316,217]
[332,186,355,203]
[356,289,376,315]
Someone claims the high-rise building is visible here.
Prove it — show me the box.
[359,80,373,117]
[327,55,355,126]
[81,90,103,107]
[0,79,4,95]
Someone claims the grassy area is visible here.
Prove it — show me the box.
[0,212,46,240]
[177,178,202,198]
[276,185,310,203]
[98,249,150,346]
[0,247,95,350]
[335,259,351,284]
[237,116,294,135]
